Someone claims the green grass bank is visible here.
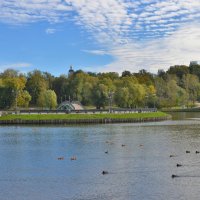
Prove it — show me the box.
[0,112,170,125]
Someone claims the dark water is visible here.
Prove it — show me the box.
[1,112,200,200]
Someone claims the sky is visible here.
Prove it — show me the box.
[0,0,200,76]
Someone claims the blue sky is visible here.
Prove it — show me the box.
[0,0,200,76]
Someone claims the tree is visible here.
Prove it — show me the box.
[52,75,69,103]
[145,85,157,107]
[97,72,119,80]
[17,90,32,108]
[70,72,98,105]
[43,72,55,89]
[133,69,154,85]
[189,64,200,80]
[115,87,129,108]
[37,90,57,109]
[122,70,131,77]
[0,87,15,109]
[114,76,146,108]
[1,69,19,78]
[157,69,167,80]
[155,76,189,108]
[182,74,200,105]
[167,65,189,80]
[92,83,109,109]
[26,70,48,105]
[1,71,31,109]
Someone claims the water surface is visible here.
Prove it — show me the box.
[1,112,200,200]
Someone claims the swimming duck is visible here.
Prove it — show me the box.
[57,157,64,160]
[171,174,179,178]
[102,171,108,175]
[70,156,77,160]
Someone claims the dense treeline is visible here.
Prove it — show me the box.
[1,63,200,109]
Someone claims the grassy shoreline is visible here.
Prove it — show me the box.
[0,112,170,123]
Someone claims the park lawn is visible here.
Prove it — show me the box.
[0,112,169,121]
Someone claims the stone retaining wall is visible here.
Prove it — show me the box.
[0,116,171,125]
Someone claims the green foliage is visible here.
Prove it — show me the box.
[189,64,200,79]
[122,70,132,77]
[114,76,146,108]
[0,70,31,109]
[97,72,119,80]
[37,90,57,109]
[133,69,154,85]
[182,74,200,104]
[1,63,200,110]
[26,70,48,105]
[92,83,109,109]
[167,65,189,79]
[52,75,69,103]
[0,87,15,109]
[70,72,97,104]
[1,69,19,78]
[17,90,32,108]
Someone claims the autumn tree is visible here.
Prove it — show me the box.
[26,70,48,105]
[182,74,200,105]
[37,90,57,109]
[0,69,31,108]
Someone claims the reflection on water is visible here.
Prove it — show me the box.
[1,112,200,200]
[168,111,200,120]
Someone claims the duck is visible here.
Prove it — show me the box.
[171,174,179,178]
[176,163,182,167]
[196,151,200,154]
[186,150,190,153]
[70,156,77,160]
[121,144,126,147]
[105,151,108,154]
[57,157,64,160]
[102,170,109,175]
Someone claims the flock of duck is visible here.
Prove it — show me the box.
[171,150,200,178]
[57,144,199,178]
[102,142,126,175]
[57,140,127,175]
[57,155,77,161]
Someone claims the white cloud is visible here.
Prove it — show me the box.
[83,49,108,56]
[0,0,72,24]
[0,62,32,72]
[45,28,56,34]
[1,0,200,72]
[98,22,200,73]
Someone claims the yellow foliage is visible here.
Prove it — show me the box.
[148,85,156,95]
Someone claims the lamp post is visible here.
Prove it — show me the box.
[152,94,156,109]
[12,89,18,111]
[145,95,148,108]
[15,90,17,111]
[108,91,114,113]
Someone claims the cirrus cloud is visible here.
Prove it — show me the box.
[0,62,32,72]
[1,0,200,73]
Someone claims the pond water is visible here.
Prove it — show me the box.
[1,112,200,200]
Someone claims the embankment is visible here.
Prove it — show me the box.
[0,112,171,125]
